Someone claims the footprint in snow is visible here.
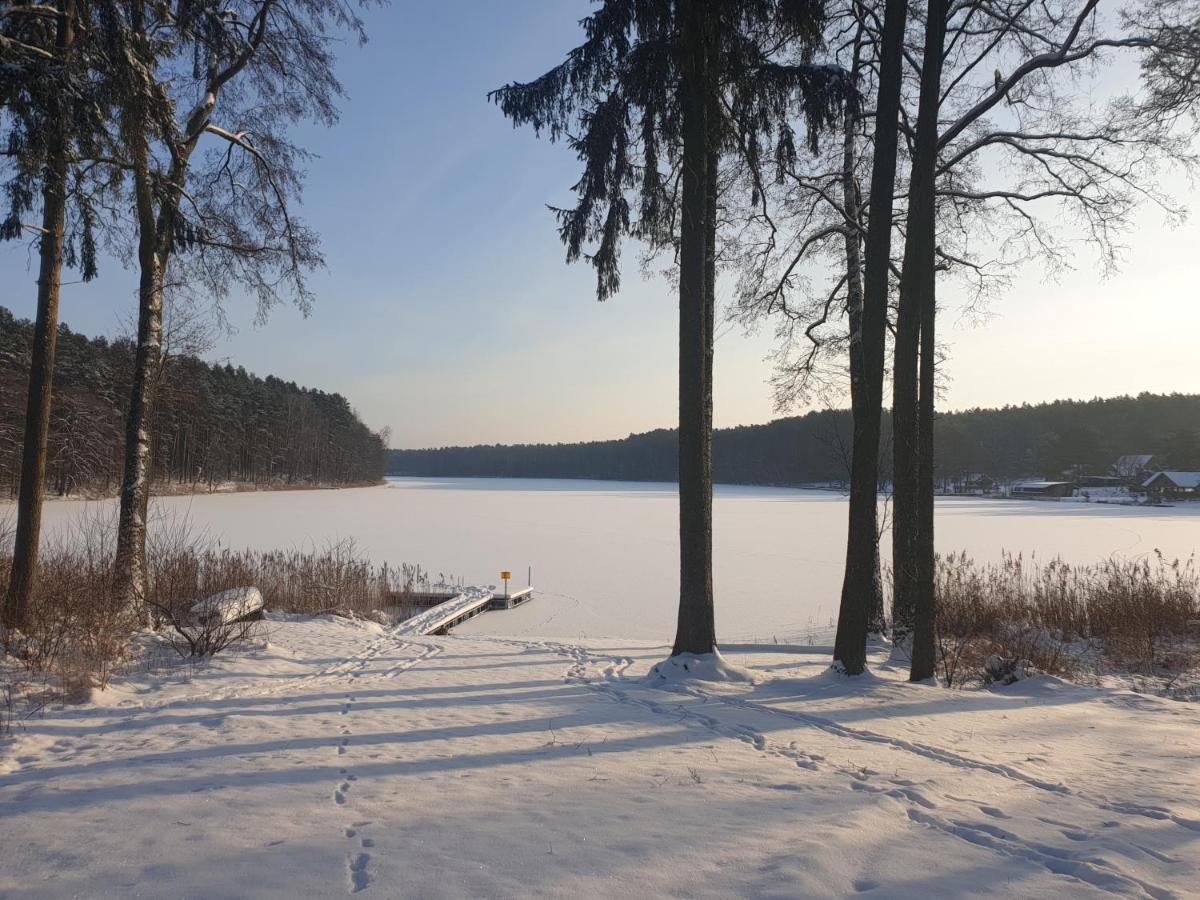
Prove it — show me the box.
[347,852,371,893]
[333,783,350,805]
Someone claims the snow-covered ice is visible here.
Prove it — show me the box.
[1,613,1197,898]
[21,477,1200,642]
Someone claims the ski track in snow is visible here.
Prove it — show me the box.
[491,636,1191,900]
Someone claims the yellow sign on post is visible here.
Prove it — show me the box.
[500,571,512,581]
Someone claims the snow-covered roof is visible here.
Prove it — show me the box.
[1118,454,1153,466]
[1142,471,1200,489]
[1013,481,1073,489]
[1115,454,1154,475]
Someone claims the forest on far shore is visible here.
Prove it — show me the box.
[1,307,388,497]
[389,393,1200,487]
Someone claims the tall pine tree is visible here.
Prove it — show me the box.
[492,0,848,657]
[1,0,109,628]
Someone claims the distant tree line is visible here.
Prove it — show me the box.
[1,307,386,497]
[389,393,1200,486]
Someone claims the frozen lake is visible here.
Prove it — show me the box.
[15,476,1200,642]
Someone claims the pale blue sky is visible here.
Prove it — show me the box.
[3,1,1199,448]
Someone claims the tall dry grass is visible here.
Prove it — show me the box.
[1,509,442,694]
[930,552,1200,686]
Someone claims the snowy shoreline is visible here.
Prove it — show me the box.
[1,612,1196,898]
[0,478,385,507]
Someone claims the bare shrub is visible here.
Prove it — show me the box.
[1,508,136,693]
[144,515,388,655]
[142,517,262,657]
[928,553,1074,687]
[156,601,263,659]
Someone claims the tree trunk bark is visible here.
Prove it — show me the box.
[892,292,919,655]
[4,0,75,631]
[113,0,209,609]
[672,0,716,656]
[833,0,907,673]
[913,237,938,680]
[113,255,164,608]
[894,0,946,681]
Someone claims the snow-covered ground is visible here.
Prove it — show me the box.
[18,477,1200,642]
[1,613,1196,898]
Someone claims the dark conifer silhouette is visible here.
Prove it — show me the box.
[385,394,1200,487]
[1,1,112,628]
[491,0,848,657]
[0,307,388,495]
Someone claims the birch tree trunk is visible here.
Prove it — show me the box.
[113,101,165,608]
[112,0,255,609]
[4,0,75,630]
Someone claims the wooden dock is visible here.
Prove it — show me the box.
[394,586,534,637]
[489,587,533,611]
